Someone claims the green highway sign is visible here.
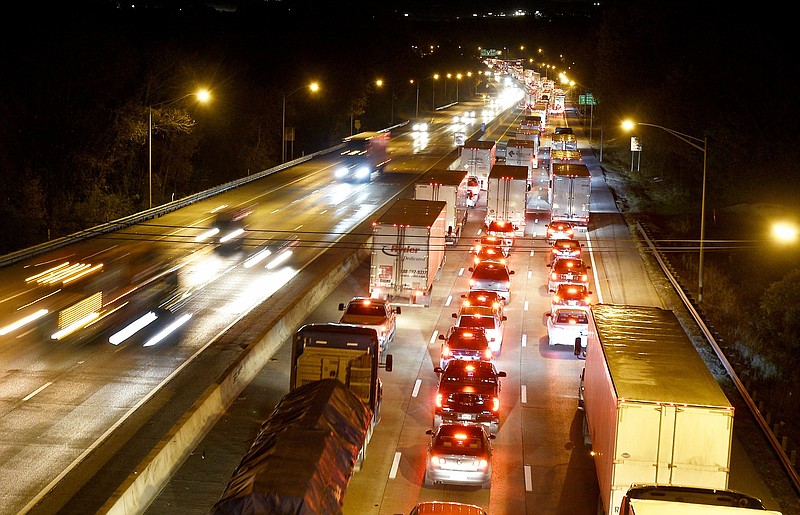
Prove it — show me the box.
[579,93,599,105]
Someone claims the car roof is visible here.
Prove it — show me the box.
[555,284,588,294]
[458,305,498,317]
[552,258,586,271]
[465,290,502,301]
[487,220,514,231]
[348,296,388,305]
[442,359,497,375]
[411,501,488,515]
[553,238,580,247]
[553,309,589,323]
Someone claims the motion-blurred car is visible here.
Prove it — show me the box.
[550,283,592,313]
[452,305,506,354]
[546,308,589,351]
[547,257,590,292]
[338,297,401,352]
[548,238,583,264]
[545,221,575,243]
[460,290,504,317]
[485,220,516,250]
[472,244,508,267]
[468,261,514,304]
[432,360,506,434]
[472,235,506,254]
[438,326,494,369]
[424,423,494,488]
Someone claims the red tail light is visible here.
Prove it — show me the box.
[581,274,588,281]
[442,345,451,358]
[469,279,475,286]
[483,348,493,360]
[478,459,489,469]
[492,396,500,412]
[430,455,443,466]
[436,393,443,408]
[551,272,557,280]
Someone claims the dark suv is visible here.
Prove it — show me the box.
[432,360,506,434]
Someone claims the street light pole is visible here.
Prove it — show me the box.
[148,89,210,209]
[148,107,152,209]
[630,121,708,303]
[282,82,320,163]
[414,80,420,118]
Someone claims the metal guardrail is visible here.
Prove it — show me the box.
[636,222,800,494]
[0,119,423,271]
[0,145,351,269]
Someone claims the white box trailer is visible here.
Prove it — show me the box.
[459,139,497,191]
[582,305,734,515]
[549,162,591,227]
[485,164,528,236]
[414,170,470,245]
[505,139,538,179]
[369,199,447,307]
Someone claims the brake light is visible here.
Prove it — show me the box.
[483,348,493,360]
[505,281,511,289]
[492,397,500,412]
[474,256,480,265]
[435,392,443,408]
[478,459,489,469]
[430,455,443,466]
[581,274,588,281]
[551,272,557,280]
[553,294,561,302]
[442,344,451,358]
[469,279,475,286]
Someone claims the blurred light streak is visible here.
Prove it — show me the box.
[143,313,192,347]
[109,311,158,345]
[0,309,49,336]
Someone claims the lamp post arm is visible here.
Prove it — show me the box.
[637,122,704,153]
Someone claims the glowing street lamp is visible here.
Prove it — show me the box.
[149,88,211,209]
[282,82,319,163]
[622,119,709,302]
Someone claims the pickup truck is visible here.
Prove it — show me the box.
[338,296,400,353]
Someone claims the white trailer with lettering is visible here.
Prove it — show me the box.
[459,139,497,191]
[369,199,447,307]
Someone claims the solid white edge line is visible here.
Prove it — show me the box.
[389,451,402,479]
[585,229,604,304]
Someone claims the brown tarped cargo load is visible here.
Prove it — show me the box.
[212,378,371,515]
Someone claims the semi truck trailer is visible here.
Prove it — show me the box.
[581,305,735,515]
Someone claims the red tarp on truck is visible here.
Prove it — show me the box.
[212,378,371,515]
